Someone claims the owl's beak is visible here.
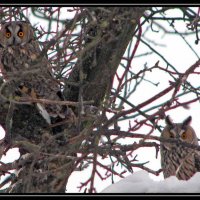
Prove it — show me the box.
[12,37,16,45]
[12,37,20,46]
[7,37,16,46]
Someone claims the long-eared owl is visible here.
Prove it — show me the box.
[0,21,65,124]
[160,116,200,180]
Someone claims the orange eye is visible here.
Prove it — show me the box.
[18,31,24,37]
[5,31,11,38]
[181,132,187,140]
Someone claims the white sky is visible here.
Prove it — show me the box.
[67,7,200,193]
[1,7,200,193]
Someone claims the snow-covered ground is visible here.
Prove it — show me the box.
[101,170,200,193]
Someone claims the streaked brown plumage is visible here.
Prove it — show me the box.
[160,116,200,180]
[0,21,65,124]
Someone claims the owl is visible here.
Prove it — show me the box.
[0,21,65,124]
[160,115,200,180]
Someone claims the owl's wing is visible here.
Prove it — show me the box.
[194,153,200,171]
[0,48,5,78]
[36,103,51,124]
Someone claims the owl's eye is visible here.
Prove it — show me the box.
[181,132,187,140]
[5,31,11,38]
[18,31,24,37]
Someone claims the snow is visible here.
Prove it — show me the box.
[101,170,200,193]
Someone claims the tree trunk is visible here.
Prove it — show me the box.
[0,7,147,193]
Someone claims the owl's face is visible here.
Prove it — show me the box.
[161,116,198,150]
[0,21,34,47]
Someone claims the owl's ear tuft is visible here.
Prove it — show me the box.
[21,22,35,42]
[165,115,173,127]
[182,116,192,127]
